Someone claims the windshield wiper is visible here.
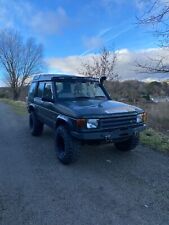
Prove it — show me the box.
[74,96,92,100]
[94,96,106,99]
[74,96,106,100]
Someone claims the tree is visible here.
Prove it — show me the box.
[138,0,169,42]
[137,0,169,74]
[0,29,44,100]
[79,47,119,80]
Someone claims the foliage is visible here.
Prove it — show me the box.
[105,80,169,102]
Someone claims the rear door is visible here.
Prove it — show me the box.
[42,82,56,128]
[34,81,45,121]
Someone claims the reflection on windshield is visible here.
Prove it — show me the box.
[55,81,107,100]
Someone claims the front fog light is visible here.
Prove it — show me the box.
[87,119,99,129]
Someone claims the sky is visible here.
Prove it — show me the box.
[0,0,169,85]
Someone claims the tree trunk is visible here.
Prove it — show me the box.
[12,89,20,101]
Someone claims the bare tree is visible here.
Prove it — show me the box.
[138,0,169,41]
[79,47,119,80]
[137,0,169,74]
[0,29,44,100]
[136,53,169,73]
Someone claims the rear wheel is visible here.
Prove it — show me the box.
[29,112,44,136]
[114,134,139,151]
[55,125,80,164]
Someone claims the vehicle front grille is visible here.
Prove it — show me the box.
[100,113,138,129]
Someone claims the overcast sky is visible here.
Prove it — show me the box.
[0,0,169,85]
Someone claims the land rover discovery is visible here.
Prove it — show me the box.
[27,74,147,164]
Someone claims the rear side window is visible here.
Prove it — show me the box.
[28,82,37,98]
[37,82,45,98]
[44,82,53,99]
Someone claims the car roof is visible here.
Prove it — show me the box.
[32,73,99,82]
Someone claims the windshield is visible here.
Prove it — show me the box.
[55,80,107,100]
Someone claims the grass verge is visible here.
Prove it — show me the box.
[0,98,27,115]
[140,128,169,152]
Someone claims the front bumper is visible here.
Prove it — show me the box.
[71,125,146,142]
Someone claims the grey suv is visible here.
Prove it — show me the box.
[27,74,147,164]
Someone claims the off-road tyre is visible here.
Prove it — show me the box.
[55,125,80,164]
[115,134,139,151]
[29,112,44,136]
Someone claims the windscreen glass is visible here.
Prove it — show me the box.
[55,80,107,100]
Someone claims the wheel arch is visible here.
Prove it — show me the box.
[55,115,74,130]
[28,104,35,113]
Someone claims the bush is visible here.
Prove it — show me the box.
[0,92,9,98]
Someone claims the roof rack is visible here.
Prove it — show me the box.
[32,73,99,82]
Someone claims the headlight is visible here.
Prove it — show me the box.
[87,119,99,129]
[137,112,147,123]
[137,114,143,123]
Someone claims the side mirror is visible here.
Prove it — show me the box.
[100,76,107,84]
[42,96,54,103]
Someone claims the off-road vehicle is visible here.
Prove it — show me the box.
[27,74,147,164]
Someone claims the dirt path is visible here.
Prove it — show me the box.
[0,102,169,225]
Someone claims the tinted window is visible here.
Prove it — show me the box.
[44,82,53,99]
[37,82,45,98]
[28,82,37,98]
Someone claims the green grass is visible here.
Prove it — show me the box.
[0,98,27,115]
[140,128,169,152]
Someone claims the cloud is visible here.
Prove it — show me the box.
[30,7,68,35]
[0,0,69,36]
[81,27,112,55]
[105,25,135,45]
[81,22,135,56]
[101,0,125,9]
[82,36,104,55]
[47,48,169,81]
[134,0,169,13]
[98,27,114,37]
[47,55,85,74]
[0,80,5,87]
[134,0,148,11]
[81,26,115,55]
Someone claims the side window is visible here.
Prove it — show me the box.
[37,82,45,98]
[55,82,63,94]
[28,82,37,98]
[44,82,53,99]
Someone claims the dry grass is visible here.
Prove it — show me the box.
[137,102,169,134]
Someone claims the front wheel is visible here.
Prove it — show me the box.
[29,112,44,136]
[114,134,139,151]
[55,126,80,164]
